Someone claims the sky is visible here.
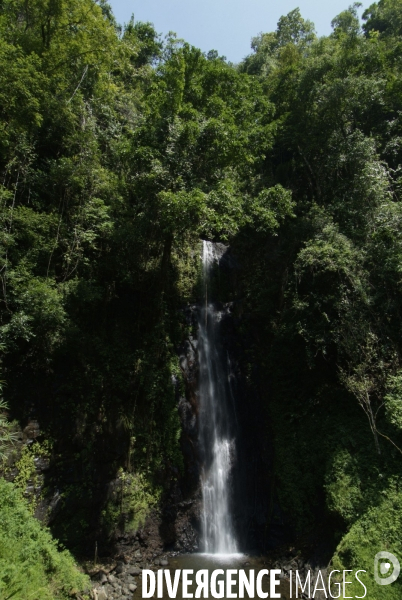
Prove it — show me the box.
[108,0,366,64]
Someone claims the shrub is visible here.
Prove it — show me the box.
[0,478,89,600]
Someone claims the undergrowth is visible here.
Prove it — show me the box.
[0,478,89,600]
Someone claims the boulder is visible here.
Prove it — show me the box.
[115,562,125,574]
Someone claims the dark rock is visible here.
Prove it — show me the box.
[92,571,108,584]
[115,562,125,574]
[23,420,40,441]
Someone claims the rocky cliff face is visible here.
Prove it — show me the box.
[106,303,204,559]
[167,243,280,555]
[161,243,279,555]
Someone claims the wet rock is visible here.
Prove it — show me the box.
[33,456,50,471]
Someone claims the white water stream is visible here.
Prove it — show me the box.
[198,241,238,555]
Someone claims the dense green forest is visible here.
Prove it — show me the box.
[1,0,402,596]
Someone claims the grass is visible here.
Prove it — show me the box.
[0,478,89,600]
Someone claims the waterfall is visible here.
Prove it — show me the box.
[198,240,238,555]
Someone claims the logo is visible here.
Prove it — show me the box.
[374,552,400,586]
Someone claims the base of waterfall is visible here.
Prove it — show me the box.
[89,551,368,600]
[198,552,245,559]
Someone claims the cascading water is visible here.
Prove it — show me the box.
[198,240,238,555]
